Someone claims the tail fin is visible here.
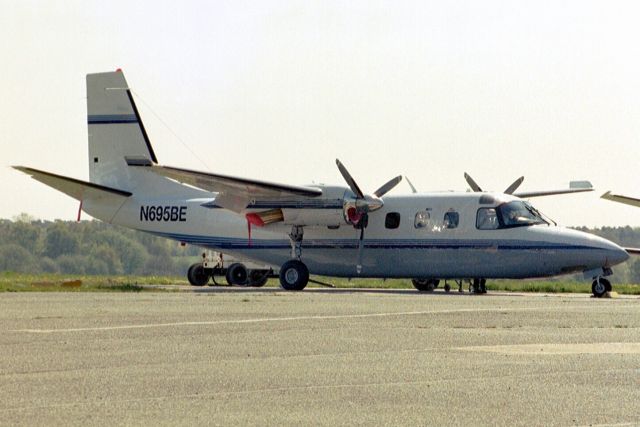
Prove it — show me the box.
[87,70,158,191]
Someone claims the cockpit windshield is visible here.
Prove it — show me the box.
[498,201,548,228]
[476,201,549,230]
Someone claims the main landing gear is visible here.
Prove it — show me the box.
[186,252,272,287]
[279,226,310,291]
[411,278,487,294]
[187,262,272,287]
[471,278,487,294]
[411,279,440,292]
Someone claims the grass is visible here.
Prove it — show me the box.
[0,271,639,294]
[0,271,180,292]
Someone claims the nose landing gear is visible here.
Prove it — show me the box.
[591,277,612,298]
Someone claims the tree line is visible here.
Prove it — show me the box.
[1,215,640,283]
[0,214,200,276]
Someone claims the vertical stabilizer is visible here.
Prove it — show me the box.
[87,70,157,191]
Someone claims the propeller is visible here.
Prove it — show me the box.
[464,173,524,195]
[463,173,483,192]
[503,176,524,195]
[336,159,402,274]
[405,176,418,194]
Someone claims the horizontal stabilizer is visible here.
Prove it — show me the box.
[13,166,132,201]
[601,191,640,208]
[128,162,322,213]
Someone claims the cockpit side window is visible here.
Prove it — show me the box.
[476,208,499,230]
[414,211,430,229]
[443,211,459,229]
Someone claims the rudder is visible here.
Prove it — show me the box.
[87,70,157,191]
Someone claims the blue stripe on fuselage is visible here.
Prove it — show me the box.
[148,231,602,251]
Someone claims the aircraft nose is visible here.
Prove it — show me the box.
[604,242,629,267]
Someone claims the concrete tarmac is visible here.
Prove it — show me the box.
[1,289,639,426]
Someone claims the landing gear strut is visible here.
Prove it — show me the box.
[279,226,310,291]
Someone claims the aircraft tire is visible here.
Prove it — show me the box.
[471,278,488,294]
[592,278,610,298]
[412,279,439,292]
[226,263,248,286]
[187,263,210,286]
[480,278,487,293]
[279,260,309,291]
[248,269,269,287]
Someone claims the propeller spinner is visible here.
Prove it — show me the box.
[336,159,402,274]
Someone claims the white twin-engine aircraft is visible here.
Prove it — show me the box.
[14,70,630,297]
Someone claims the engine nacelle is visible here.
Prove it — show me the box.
[282,185,356,227]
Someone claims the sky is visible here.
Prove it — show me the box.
[1,0,640,227]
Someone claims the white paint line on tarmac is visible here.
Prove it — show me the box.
[14,306,550,334]
[458,342,640,355]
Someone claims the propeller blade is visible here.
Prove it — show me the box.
[374,175,403,198]
[405,176,417,194]
[336,159,364,198]
[464,173,482,192]
[504,176,524,195]
[356,227,364,274]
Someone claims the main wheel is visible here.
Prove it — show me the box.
[187,263,210,286]
[226,263,248,286]
[279,260,309,291]
[248,269,270,287]
[592,278,611,298]
[471,278,485,294]
[412,279,439,292]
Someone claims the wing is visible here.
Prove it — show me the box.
[515,188,593,198]
[515,181,594,198]
[128,161,322,212]
[601,191,640,208]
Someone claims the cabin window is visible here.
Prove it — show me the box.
[443,211,459,229]
[476,208,499,230]
[414,211,430,229]
[385,212,401,229]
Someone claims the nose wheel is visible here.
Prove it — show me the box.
[591,277,611,298]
